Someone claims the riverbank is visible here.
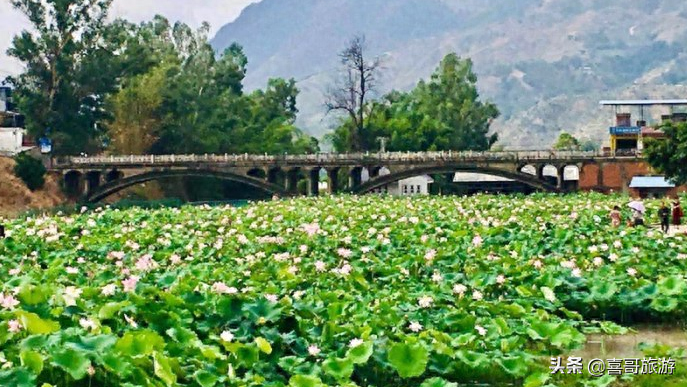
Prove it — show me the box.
[0,156,67,216]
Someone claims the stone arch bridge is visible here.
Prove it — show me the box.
[49,151,648,203]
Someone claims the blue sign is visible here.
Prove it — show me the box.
[609,126,641,135]
[38,137,52,154]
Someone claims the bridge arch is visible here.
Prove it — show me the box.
[353,165,560,194]
[86,169,287,203]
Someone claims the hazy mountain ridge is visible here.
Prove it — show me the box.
[212,0,687,148]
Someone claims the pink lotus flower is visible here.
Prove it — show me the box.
[472,290,483,301]
[308,344,321,356]
[301,223,320,236]
[135,254,157,272]
[409,321,423,332]
[0,293,20,310]
[79,318,97,331]
[453,284,467,296]
[418,296,433,308]
[7,319,22,333]
[337,248,352,258]
[122,276,140,293]
[212,282,238,295]
[101,284,117,296]
[63,286,82,306]
[314,261,327,272]
[424,249,437,262]
[472,235,483,246]
[339,263,352,276]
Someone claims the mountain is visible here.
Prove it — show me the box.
[212,0,687,149]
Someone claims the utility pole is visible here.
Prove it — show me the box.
[376,137,389,153]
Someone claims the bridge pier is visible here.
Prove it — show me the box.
[64,171,83,198]
[556,165,565,190]
[349,167,363,191]
[85,171,102,195]
[307,169,319,196]
[285,168,300,194]
[267,168,284,186]
[327,168,340,194]
[536,164,545,181]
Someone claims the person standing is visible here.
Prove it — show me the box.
[631,209,644,227]
[673,198,683,226]
[659,202,671,233]
[629,198,645,227]
[609,206,622,227]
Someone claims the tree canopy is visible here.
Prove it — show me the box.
[6,0,117,154]
[644,122,687,185]
[328,54,499,152]
[553,132,581,151]
[6,1,316,157]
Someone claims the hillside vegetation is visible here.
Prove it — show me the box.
[212,0,687,148]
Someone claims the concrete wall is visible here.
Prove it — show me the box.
[578,160,684,193]
[0,128,23,154]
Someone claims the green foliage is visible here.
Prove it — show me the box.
[580,139,600,152]
[553,131,581,150]
[0,193,686,385]
[331,54,499,152]
[7,0,118,154]
[388,342,429,378]
[645,122,687,185]
[7,2,317,158]
[13,153,46,191]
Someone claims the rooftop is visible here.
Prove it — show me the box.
[629,176,675,189]
[600,99,687,107]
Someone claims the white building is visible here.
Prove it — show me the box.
[0,127,26,156]
[366,167,434,196]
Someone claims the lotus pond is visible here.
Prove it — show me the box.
[0,193,686,387]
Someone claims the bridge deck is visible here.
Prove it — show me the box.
[51,151,640,169]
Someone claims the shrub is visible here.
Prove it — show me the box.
[13,152,46,191]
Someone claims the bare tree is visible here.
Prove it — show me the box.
[325,35,381,151]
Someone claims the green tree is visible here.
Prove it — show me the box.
[580,139,599,152]
[330,54,499,152]
[553,132,581,150]
[6,0,117,155]
[13,152,46,191]
[411,54,499,151]
[645,122,687,185]
[107,65,168,154]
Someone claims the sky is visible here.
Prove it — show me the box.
[0,0,259,78]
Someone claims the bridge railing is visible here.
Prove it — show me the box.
[51,150,614,167]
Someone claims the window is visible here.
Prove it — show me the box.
[417,185,421,193]
[403,185,408,194]
[410,185,415,194]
